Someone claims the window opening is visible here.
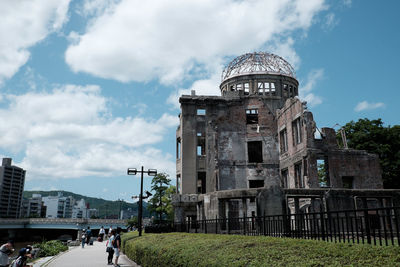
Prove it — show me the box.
[292,118,302,145]
[317,159,330,187]
[271,83,275,92]
[246,109,258,124]
[197,138,205,156]
[249,180,264,188]
[281,169,288,188]
[244,83,250,95]
[283,84,288,97]
[197,109,206,115]
[294,162,303,188]
[177,138,181,159]
[197,172,206,194]
[279,128,288,153]
[236,83,242,90]
[248,141,263,163]
[176,174,181,193]
[342,176,354,189]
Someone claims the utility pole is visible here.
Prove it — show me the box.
[127,166,157,236]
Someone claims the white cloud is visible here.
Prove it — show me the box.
[342,0,352,8]
[0,0,71,84]
[65,0,326,85]
[354,101,385,112]
[322,13,339,31]
[0,85,178,180]
[299,68,324,107]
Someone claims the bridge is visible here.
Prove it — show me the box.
[0,218,128,242]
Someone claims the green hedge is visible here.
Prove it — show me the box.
[35,240,68,257]
[124,233,400,266]
[121,231,140,251]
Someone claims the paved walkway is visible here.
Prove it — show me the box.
[37,241,139,267]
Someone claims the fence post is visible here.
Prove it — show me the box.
[263,213,266,236]
[216,216,218,234]
[362,199,371,244]
[320,205,325,241]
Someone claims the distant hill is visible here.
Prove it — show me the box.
[23,190,150,218]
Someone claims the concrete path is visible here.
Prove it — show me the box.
[41,241,139,267]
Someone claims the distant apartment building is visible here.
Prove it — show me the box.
[42,192,73,218]
[0,158,26,218]
[21,193,44,218]
[71,199,97,219]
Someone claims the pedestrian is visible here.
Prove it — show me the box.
[10,246,32,267]
[113,227,122,267]
[81,229,86,248]
[106,229,115,265]
[99,226,105,242]
[86,226,92,245]
[108,225,113,238]
[0,240,14,267]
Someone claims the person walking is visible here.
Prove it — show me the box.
[99,226,105,242]
[86,226,92,245]
[81,229,86,248]
[0,240,14,267]
[108,225,113,238]
[113,227,122,267]
[106,229,115,265]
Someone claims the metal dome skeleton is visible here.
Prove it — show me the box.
[221,52,296,82]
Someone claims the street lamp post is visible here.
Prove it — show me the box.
[127,166,157,236]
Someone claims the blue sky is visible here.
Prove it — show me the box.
[0,0,398,202]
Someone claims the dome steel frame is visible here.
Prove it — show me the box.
[221,52,296,82]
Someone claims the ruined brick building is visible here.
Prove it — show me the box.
[173,52,398,223]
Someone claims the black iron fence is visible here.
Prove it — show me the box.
[173,206,400,246]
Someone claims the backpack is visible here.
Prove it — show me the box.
[113,234,120,248]
[10,256,24,267]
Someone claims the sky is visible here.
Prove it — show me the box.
[0,0,399,202]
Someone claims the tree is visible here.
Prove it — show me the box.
[148,173,171,222]
[127,216,138,228]
[317,162,327,187]
[164,185,176,221]
[338,118,400,188]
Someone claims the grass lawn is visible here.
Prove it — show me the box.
[122,232,400,266]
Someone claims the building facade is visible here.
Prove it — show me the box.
[21,193,44,218]
[173,52,392,223]
[0,158,26,218]
[42,193,73,218]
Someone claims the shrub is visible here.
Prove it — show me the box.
[144,224,174,234]
[35,240,68,257]
[124,233,400,267]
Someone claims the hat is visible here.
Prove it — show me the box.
[19,248,27,256]
[8,240,14,247]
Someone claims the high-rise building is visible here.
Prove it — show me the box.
[42,192,74,218]
[0,158,26,218]
[21,193,43,218]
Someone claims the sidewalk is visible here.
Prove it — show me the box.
[37,241,140,267]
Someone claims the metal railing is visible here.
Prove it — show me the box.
[173,206,400,246]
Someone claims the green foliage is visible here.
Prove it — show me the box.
[164,185,176,221]
[148,173,171,221]
[23,190,151,218]
[124,233,400,267]
[339,118,400,188]
[35,240,68,257]
[127,216,138,228]
[317,162,326,186]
